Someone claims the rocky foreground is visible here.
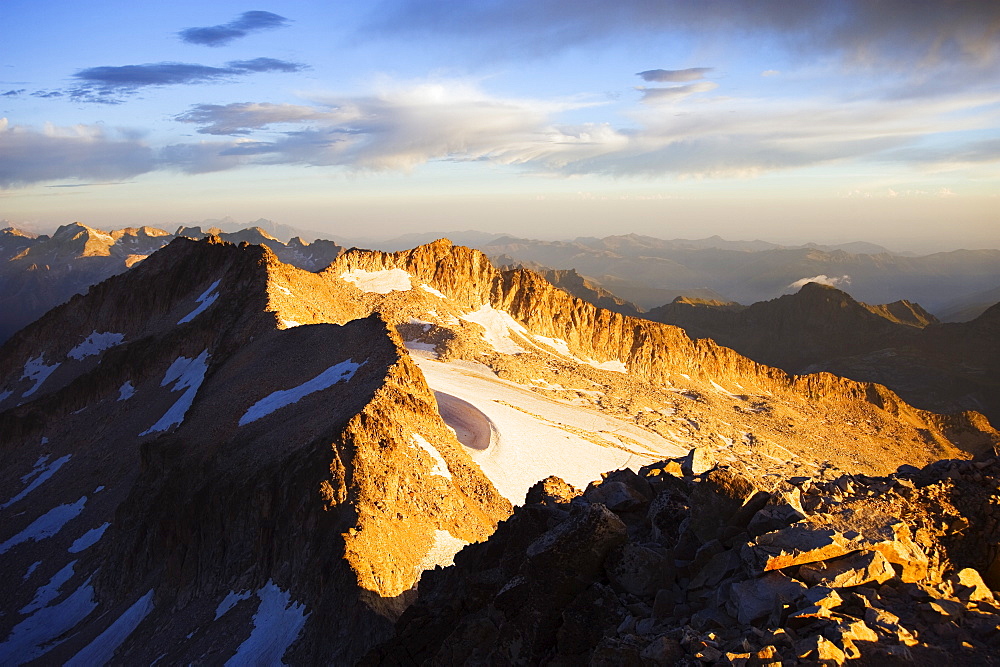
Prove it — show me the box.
[367,449,1000,665]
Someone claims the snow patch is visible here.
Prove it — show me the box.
[418,530,469,572]
[279,319,303,328]
[117,381,135,401]
[710,380,739,399]
[532,335,572,357]
[0,578,97,663]
[140,350,210,436]
[2,454,71,509]
[215,590,253,620]
[225,581,308,667]
[340,268,412,294]
[412,434,451,479]
[22,561,76,614]
[68,331,124,360]
[588,359,628,373]
[23,561,42,580]
[240,359,364,426]
[0,496,87,554]
[461,304,529,355]
[274,284,292,295]
[420,284,446,298]
[21,355,60,397]
[69,523,110,553]
[178,279,221,324]
[404,341,437,356]
[787,274,851,290]
[0,389,13,403]
[66,589,154,666]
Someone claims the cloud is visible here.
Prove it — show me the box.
[638,81,718,104]
[0,118,156,188]
[31,90,64,98]
[179,11,290,47]
[175,102,342,135]
[2,89,25,97]
[363,1,1000,73]
[787,275,851,290]
[637,68,711,82]
[68,58,306,103]
[761,70,781,77]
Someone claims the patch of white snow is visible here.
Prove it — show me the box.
[0,578,97,663]
[588,359,627,373]
[0,496,87,554]
[340,268,412,294]
[21,355,60,397]
[420,284,446,298]
[239,359,364,426]
[140,350,210,435]
[461,304,529,355]
[224,581,308,667]
[23,561,42,581]
[69,523,110,553]
[215,590,253,620]
[68,331,124,360]
[411,434,451,479]
[117,381,135,401]
[21,561,76,614]
[417,530,469,572]
[532,335,572,357]
[279,319,303,328]
[65,589,154,666]
[2,454,71,509]
[178,279,221,324]
[275,285,292,295]
[0,389,12,403]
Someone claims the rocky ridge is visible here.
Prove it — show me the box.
[0,222,345,343]
[0,237,507,664]
[646,282,1000,427]
[367,451,1000,665]
[316,240,997,479]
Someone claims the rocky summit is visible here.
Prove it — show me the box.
[0,233,998,664]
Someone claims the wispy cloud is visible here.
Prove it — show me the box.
[637,81,718,104]
[637,68,711,83]
[179,11,291,47]
[364,1,1000,76]
[68,58,306,103]
[4,75,998,187]
[0,118,156,188]
[787,275,851,290]
[2,89,25,97]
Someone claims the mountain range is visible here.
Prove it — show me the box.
[1,228,999,663]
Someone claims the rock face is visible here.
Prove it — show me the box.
[537,268,642,317]
[367,456,1000,665]
[0,237,507,664]
[647,281,1000,427]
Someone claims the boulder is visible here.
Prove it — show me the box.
[728,571,808,624]
[798,550,896,588]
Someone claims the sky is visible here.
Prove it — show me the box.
[1,0,999,251]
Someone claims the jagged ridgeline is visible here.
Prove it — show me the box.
[0,236,997,664]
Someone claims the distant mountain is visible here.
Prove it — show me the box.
[938,285,1000,322]
[477,234,1000,313]
[178,216,330,242]
[0,223,343,343]
[344,230,506,252]
[646,282,1000,426]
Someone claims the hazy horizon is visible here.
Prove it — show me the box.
[3,1,999,253]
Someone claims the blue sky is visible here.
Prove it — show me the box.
[2,0,999,250]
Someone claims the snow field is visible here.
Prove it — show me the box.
[340,268,413,294]
[224,581,309,666]
[140,350,210,435]
[69,523,110,553]
[413,357,686,503]
[178,279,221,324]
[411,434,452,479]
[68,331,124,360]
[240,359,365,426]
[2,454,71,509]
[66,590,154,666]
[461,304,530,354]
[20,355,60,398]
[0,496,87,554]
